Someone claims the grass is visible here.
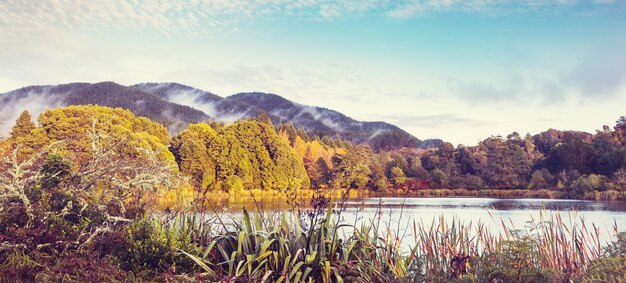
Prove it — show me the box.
[2,191,624,282]
[166,198,623,282]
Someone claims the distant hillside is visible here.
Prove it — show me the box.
[0,82,210,135]
[66,82,210,133]
[1,82,436,150]
[134,83,425,150]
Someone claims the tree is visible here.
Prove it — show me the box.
[277,123,297,145]
[332,145,372,190]
[369,161,387,191]
[310,157,332,188]
[478,137,531,189]
[390,166,406,185]
[172,120,310,194]
[170,124,217,190]
[432,169,449,187]
[545,136,596,175]
[528,169,553,190]
[39,153,72,191]
[10,110,36,140]
[30,105,174,167]
[256,111,273,126]
[456,146,475,175]
[613,169,626,191]
[0,142,63,227]
[4,106,179,219]
[297,128,310,142]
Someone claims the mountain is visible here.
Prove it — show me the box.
[133,83,424,150]
[65,82,210,132]
[1,81,436,150]
[132,83,266,123]
[0,82,210,135]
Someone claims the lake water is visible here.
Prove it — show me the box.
[207,197,626,247]
[336,197,626,245]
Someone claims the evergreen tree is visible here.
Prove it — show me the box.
[256,111,273,126]
[10,110,36,140]
[297,128,310,142]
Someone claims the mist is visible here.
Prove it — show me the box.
[0,87,66,137]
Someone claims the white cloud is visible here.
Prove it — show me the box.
[1,0,625,145]
[0,0,621,46]
[386,0,624,18]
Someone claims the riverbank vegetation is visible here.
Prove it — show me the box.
[3,106,626,201]
[276,120,626,201]
[1,105,625,281]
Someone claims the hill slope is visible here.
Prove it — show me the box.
[134,83,424,150]
[0,82,210,135]
[1,82,434,150]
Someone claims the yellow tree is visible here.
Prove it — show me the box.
[34,105,174,167]
[10,110,36,140]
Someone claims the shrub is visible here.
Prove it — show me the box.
[475,236,556,282]
[108,217,199,273]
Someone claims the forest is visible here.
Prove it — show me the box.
[3,105,626,204]
[1,105,625,282]
[164,110,626,201]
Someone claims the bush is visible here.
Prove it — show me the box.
[106,217,199,273]
[475,237,556,282]
[583,233,626,282]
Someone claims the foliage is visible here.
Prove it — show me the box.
[172,121,310,197]
[9,110,36,141]
[177,203,623,282]
[583,232,626,283]
[108,217,199,273]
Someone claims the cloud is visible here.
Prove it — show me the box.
[386,0,625,18]
[0,0,385,43]
[445,40,626,106]
[0,87,66,137]
[370,113,487,129]
[2,0,621,45]
[561,41,626,98]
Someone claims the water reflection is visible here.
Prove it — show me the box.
[344,197,626,212]
[337,197,626,245]
[205,197,626,246]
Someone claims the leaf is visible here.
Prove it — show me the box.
[179,249,217,277]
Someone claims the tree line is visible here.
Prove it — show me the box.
[3,106,626,200]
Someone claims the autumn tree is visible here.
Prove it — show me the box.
[369,161,388,191]
[277,123,297,145]
[256,111,273,126]
[478,136,531,189]
[22,105,175,168]
[310,157,332,188]
[170,124,217,190]
[10,110,36,140]
[332,145,372,190]
[390,166,406,185]
[172,120,310,194]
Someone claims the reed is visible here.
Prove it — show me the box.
[174,200,623,282]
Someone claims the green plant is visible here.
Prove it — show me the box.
[113,217,200,273]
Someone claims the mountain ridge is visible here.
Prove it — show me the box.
[0,81,441,150]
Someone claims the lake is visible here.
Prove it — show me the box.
[335,197,626,245]
[212,197,626,246]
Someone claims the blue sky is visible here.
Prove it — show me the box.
[1,0,626,145]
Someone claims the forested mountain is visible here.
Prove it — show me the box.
[0,82,210,135]
[134,83,425,150]
[1,82,431,150]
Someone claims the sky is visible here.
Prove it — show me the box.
[1,0,626,145]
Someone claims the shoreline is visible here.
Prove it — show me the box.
[158,187,626,211]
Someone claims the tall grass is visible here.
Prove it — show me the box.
[167,200,623,282]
